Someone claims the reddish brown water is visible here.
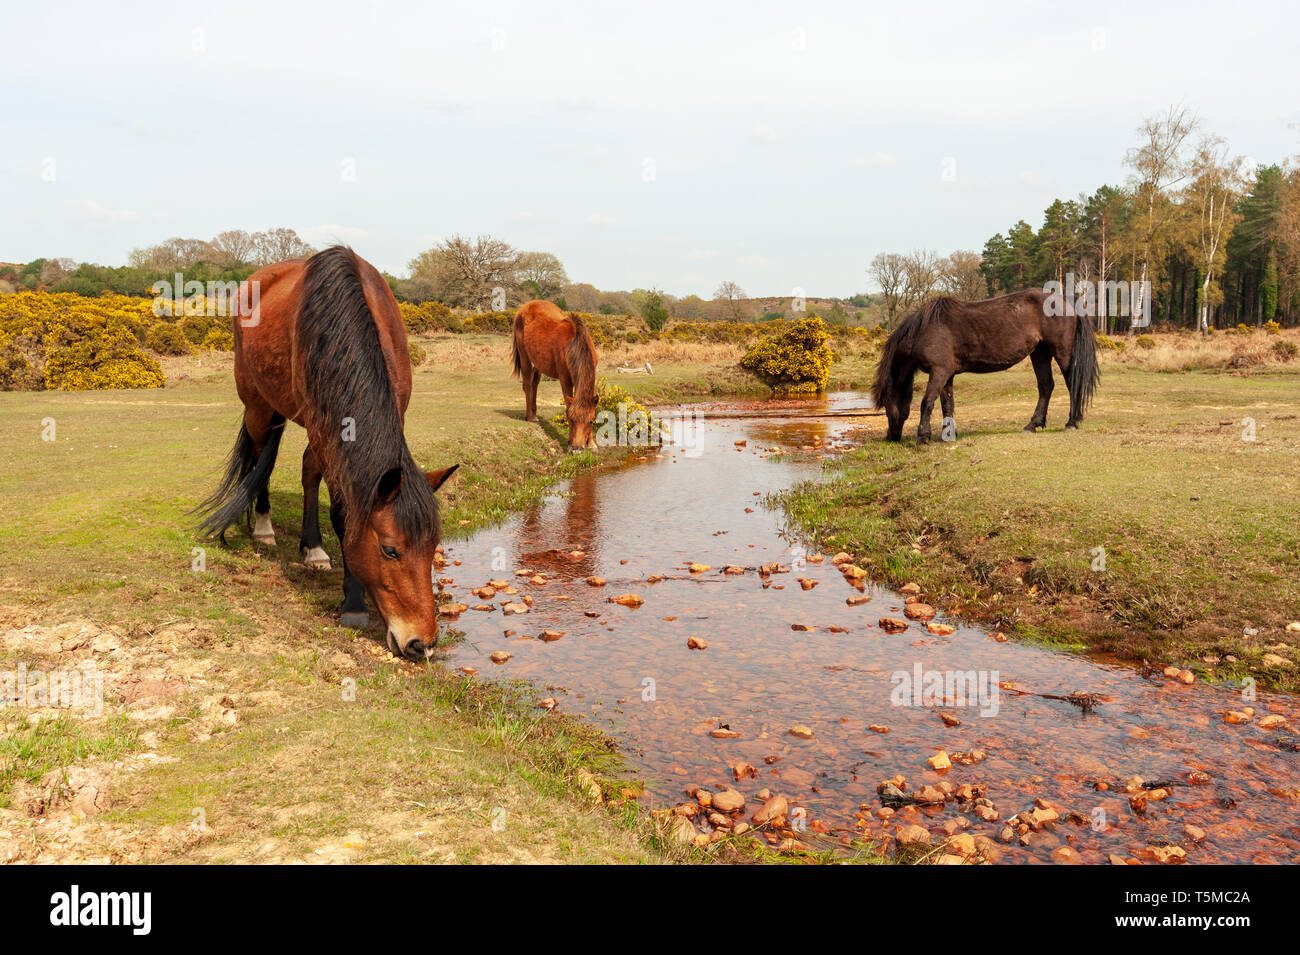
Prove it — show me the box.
[439,394,1300,864]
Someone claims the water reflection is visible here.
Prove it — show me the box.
[440,395,1300,864]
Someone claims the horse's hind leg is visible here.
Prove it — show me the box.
[299,445,331,570]
[1054,348,1081,430]
[522,357,541,422]
[245,401,279,544]
[1025,345,1054,432]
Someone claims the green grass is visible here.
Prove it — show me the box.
[0,713,139,808]
[0,360,692,862]
[779,362,1300,689]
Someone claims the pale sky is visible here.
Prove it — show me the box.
[4,0,1298,297]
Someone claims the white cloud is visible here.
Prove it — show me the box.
[853,151,898,169]
[585,212,617,226]
[687,248,717,260]
[296,224,378,247]
[66,199,138,224]
[751,125,781,143]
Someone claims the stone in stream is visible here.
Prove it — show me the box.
[489,651,512,664]
[609,593,645,607]
[900,582,921,595]
[688,563,711,574]
[501,602,529,615]
[927,622,956,635]
[438,603,468,617]
[687,636,708,650]
[788,725,815,739]
[798,578,818,590]
[846,595,869,606]
[710,789,745,813]
[903,603,936,621]
[831,552,853,565]
[879,617,909,633]
[752,795,789,826]
[731,761,757,780]
[893,824,931,846]
[586,576,606,587]
[927,751,952,771]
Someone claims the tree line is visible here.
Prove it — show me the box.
[868,106,1300,333]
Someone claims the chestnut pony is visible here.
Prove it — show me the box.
[196,246,457,659]
[510,300,598,449]
[873,288,1100,444]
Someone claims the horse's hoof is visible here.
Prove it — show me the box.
[253,534,276,546]
[1064,422,1079,431]
[340,611,369,629]
[301,546,331,570]
[1023,424,1040,433]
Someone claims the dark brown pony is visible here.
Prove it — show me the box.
[510,300,599,449]
[873,288,1100,443]
[196,246,457,659]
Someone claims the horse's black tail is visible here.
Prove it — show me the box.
[1068,315,1101,421]
[194,414,284,542]
[872,313,920,414]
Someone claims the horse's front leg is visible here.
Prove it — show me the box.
[940,378,955,437]
[299,445,331,570]
[329,498,369,628]
[916,372,945,445]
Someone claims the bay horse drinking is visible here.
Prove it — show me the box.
[510,300,599,450]
[872,289,1100,443]
[196,246,457,659]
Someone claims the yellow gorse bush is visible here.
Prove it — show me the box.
[0,290,236,391]
[739,316,835,395]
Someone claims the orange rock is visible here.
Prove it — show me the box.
[489,651,512,664]
[610,593,645,607]
[788,725,814,739]
[798,578,818,590]
[586,576,606,587]
[879,617,909,633]
[927,751,952,771]
[903,603,936,621]
[687,636,708,650]
[926,622,955,635]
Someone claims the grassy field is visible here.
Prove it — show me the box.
[0,341,699,863]
[2,326,1296,863]
[780,350,1300,690]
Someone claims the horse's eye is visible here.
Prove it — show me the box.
[381,545,399,560]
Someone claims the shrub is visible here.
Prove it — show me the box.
[201,326,234,350]
[44,327,165,391]
[739,317,834,394]
[408,342,427,367]
[146,323,192,356]
[1096,334,1125,351]
[1135,334,1156,350]
[0,338,41,391]
[1271,340,1298,362]
[1265,320,1281,335]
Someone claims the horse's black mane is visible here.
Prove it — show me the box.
[297,246,437,547]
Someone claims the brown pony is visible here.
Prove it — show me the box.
[196,246,457,659]
[873,288,1100,443]
[510,300,599,449]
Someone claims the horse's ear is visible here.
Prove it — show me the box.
[426,464,459,493]
[376,466,403,507]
